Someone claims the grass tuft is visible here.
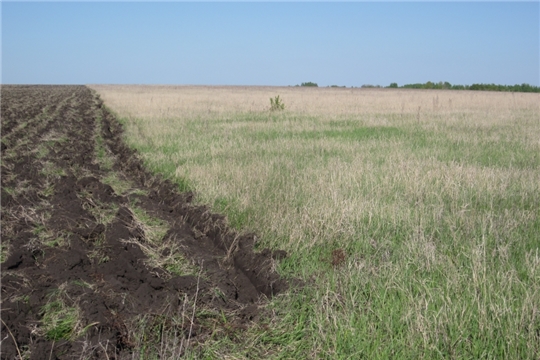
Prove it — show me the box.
[39,284,92,342]
[125,202,196,277]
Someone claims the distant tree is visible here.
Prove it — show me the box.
[388,83,398,88]
[301,82,318,87]
[518,83,537,92]
[402,83,424,89]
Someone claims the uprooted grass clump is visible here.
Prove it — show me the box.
[125,203,197,278]
[39,283,96,342]
[41,299,79,341]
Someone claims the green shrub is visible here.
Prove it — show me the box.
[270,95,285,111]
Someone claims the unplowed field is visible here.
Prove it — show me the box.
[1,85,287,359]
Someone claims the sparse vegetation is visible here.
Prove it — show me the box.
[130,201,169,245]
[41,300,79,341]
[269,95,285,111]
[40,285,86,341]
[80,194,118,225]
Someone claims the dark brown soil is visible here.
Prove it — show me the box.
[1,85,287,359]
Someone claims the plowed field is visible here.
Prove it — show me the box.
[1,85,287,359]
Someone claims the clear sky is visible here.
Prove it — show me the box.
[2,1,539,87]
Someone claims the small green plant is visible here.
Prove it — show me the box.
[39,180,55,198]
[41,300,78,340]
[40,286,80,341]
[269,95,285,111]
[87,234,110,264]
[80,193,119,225]
[12,294,30,304]
[0,242,8,263]
[40,161,67,178]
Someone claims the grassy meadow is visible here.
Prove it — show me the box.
[89,85,540,359]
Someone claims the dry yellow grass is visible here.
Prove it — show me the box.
[90,84,538,116]
[89,84,540,359]
[89,84,539,247]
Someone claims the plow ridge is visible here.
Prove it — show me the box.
[1,85,287,359]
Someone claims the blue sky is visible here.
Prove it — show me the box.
[2,2,539,86]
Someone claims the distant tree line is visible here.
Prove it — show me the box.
[292,81,539,93]
[295,82,319,87]
[396,81,540,93]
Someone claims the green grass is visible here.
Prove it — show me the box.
[95,87,540,359]
[41,300,79,341]
[80,195,119,226]
[130,201,169,244]
[86,233,110,264]
[0,242,8,263]
[127,201,195,277]
[32,222,68,248]
[102,172,146,196]
[40,283,98,342]
[40,161,67,179]
[40,287,82,341]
